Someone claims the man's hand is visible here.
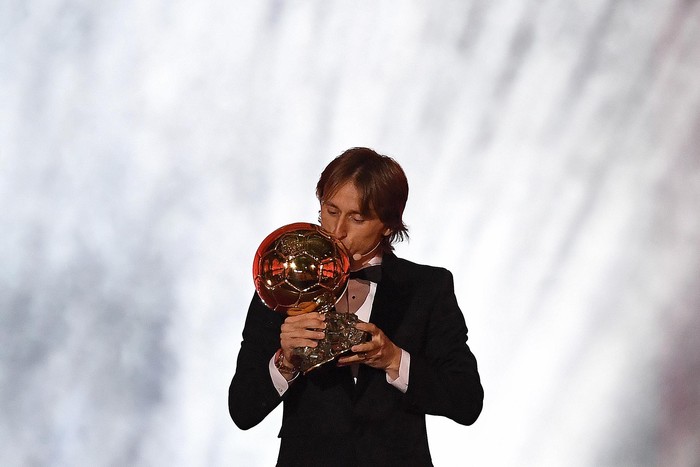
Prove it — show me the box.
[337,322,402,379]
[280,312,326,362]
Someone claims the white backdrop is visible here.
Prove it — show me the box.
[2,1,699,466]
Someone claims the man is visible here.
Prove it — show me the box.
[229,147,483,466]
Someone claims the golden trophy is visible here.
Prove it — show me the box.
[253,222,368,374]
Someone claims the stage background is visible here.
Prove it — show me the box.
[1,1,699,466]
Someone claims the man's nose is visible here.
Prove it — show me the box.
[331,218,347,238]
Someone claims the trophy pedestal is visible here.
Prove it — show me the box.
[292,311,368,374]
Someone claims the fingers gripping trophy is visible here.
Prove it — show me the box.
[252,222,369,374]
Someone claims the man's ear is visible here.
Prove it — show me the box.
[383,228,392,237]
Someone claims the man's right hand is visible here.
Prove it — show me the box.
[279,312,326,361]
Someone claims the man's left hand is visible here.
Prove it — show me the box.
[337,322,402,379]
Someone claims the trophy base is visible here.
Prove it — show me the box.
[292,311,369,374]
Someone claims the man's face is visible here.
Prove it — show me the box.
[319,181,389,268]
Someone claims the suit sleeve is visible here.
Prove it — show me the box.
[403,270,484,425]
[228,293,286,430]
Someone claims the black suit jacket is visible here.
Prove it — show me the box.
[229,253,483,466]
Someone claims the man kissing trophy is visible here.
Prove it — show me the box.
[252,222,369,373]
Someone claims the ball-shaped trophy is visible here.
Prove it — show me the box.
[252,222,368,374]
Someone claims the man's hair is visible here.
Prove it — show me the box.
[316,147,409,251]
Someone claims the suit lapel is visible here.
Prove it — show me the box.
[368,253,407,337]
[354,253,408,397]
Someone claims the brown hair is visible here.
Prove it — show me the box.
[316,147,409,251]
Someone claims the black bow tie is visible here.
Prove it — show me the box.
[348,265,382,283]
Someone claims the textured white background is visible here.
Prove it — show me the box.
[2,1,699,466]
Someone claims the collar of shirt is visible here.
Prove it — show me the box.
[348,253,383,282]
[348,252,381,321]
[350,252,382,271]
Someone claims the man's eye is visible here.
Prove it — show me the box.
[351,217,365,223]
[326,209,339,216]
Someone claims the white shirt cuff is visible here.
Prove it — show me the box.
[386,349,410,393]
[269,354,290,396]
